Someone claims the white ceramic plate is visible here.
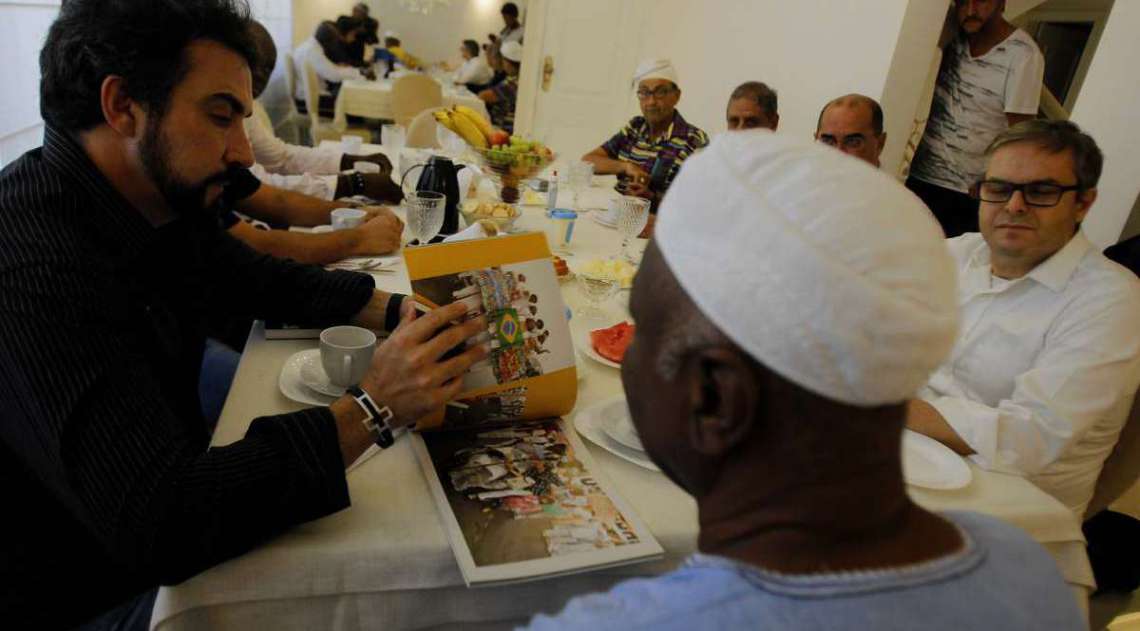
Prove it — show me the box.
[598,399,644,452]
[591,212,617,229]
[574,395,658,472]
[575,334,621,369]
[299,351,347,398]
[279,349,337,407]
[901,430,972,490]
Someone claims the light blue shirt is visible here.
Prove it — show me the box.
[522,512,1083,630]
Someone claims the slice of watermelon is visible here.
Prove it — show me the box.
[590,322,636,364]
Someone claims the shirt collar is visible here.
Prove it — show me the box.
[636,111,688,142]
[41,125,161,263]
[967,230,1091,293]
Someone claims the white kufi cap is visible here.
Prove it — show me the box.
[632,58,678,89]
[655,131,958,406]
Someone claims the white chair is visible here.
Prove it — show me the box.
[390,74,442,127]
[302,62,370,147]
[405,107,445,149]
[276,53,311,144]
[1085,392,1140,520]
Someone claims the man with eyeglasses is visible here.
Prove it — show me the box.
[582,59,709,214]
[814,94,886,167]
[906,120,1140,519]
[906,0,1045,238]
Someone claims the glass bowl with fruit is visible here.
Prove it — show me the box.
[474,137,555,203]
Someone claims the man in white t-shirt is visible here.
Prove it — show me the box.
[907,0,1044,237]
[293,21,373,109]
[907,120,1140,519]
[452,39,494,89]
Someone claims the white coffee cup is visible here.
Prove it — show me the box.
[320,326,377,387]
[342,135,364,153]
[353,161,381,174]
[331,207,367,230]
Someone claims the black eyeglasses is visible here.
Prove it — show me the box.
[969,179,1082,207]
[636,87,676,100]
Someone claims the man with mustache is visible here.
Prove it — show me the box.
[582,59,709,214]
[907,0,1044,238]
[0,1,486,628]
[906,120,1140,520]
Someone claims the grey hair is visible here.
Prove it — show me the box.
[985,119,1103,190]
[729,81,778,118]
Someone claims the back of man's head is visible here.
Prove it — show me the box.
[40,0,256,132]
[462,39,480,58]
[627,131,957,495]
[502,2,519,18]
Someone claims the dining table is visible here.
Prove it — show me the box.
[336,76,488,123]
[150,168,1095,630]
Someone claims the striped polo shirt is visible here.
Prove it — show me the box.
[601,111,709,196]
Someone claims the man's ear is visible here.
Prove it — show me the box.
[771,113,779,131]
[1075,188,1097,223]
[99,75,143,138]
[682,347,759,457]
[876,133,887,157]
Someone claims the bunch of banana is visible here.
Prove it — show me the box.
[433,106,499,149]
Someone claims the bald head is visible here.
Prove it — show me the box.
[815,94,886,167]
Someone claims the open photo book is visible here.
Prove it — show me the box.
[402,232,663,586]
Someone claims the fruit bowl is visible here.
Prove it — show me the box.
[474,144,555,203]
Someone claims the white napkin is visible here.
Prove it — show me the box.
[443,221,491,243]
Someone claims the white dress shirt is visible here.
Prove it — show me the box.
[245,102,341,200]
[919,232,1140,517]
[453,56,493,86]
[293,37,366,100]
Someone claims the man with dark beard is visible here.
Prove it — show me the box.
[0,1,487,629]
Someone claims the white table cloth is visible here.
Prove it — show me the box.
[151,180,1092,630]
[338,78,488,123]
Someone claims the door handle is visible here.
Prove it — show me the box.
[542,55,554,91]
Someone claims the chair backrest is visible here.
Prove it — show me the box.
[284,52,298,103]
[1086,391,1140,519]
[390,74,442,127]
[405,107,445,149]
[302,62,325,133]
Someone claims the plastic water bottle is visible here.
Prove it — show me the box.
[547,171,559,212]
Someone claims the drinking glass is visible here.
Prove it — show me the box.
[405,191,446,245]
[565,161,594,211]
[616,196,651,262]
[382,124,406,152]
[576,271,620,321]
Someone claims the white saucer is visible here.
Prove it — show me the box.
[591,213,618,229]
[279,349,337,407]
[575,334,621,369]
[299,351,348,397]
[902,430,972,490]
[574,395,658,472]
[599,400,644,451]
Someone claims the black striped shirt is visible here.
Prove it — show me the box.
[0,127,375,627]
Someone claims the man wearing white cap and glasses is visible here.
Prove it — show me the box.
[582,59,708,214]
[524,131,1082,630]
[479,40,523,133]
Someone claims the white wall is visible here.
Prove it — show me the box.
[293,0,526,66]
[625,0,914,144]
[0,0,60,168]
[1069,0,1140,248]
